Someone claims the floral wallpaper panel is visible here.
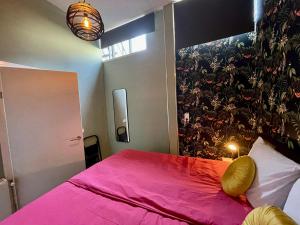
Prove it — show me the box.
[176,0,300,159]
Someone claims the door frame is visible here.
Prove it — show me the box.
[0,71,19,211]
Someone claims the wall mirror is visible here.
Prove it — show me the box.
[112,89,130,143]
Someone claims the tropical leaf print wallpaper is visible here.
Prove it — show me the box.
[176,33,258,158]
[176,0,300,159]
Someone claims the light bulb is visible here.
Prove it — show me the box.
[226,143,238,152]
[82,16,90,28]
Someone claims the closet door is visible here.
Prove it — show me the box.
[1,68,85,208]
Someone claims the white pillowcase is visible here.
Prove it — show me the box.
[284,179,300,224]
[247,137,300,209]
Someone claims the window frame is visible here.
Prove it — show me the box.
[101,34,147,62]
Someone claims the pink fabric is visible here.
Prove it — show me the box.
[1,150,252,225]
[1,182,186,225]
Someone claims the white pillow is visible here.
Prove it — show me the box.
[247,137,300,208]
[284,179,300,224]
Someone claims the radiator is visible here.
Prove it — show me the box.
[0,179,12,221]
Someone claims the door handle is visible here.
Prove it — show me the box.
[68,136,82,142]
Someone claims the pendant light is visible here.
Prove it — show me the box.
[66,0,104,41]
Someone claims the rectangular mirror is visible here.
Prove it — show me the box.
[112,89,130,143]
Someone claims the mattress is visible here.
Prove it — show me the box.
[0,150,252,225]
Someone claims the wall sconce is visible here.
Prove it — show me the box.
[226,143,240,158]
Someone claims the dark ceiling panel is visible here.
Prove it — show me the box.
[174,0,254,49]
[101,13,155,48]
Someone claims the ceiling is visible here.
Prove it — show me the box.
[47,0,173,31]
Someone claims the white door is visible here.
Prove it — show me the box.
[0,67,85,208]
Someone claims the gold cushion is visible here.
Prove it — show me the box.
[221,156,256,197]
[243,206,297,225]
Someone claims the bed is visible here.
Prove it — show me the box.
[0,149,252,225]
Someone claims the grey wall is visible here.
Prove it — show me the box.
[104,10,170,154]
[0,0,110,157]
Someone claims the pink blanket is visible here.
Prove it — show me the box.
[1,150,252,225]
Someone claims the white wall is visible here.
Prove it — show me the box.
[0,0,110,157]
[104,10,171,154]
[0,1,179,158]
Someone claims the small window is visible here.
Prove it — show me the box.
[101,34,147,61]
[112,40,130,58]
[131,34,147,53]
[102,47,111,61]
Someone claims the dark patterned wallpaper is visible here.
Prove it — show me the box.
[176,0,300,159]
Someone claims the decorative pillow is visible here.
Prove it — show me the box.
[284,179,300,224]
[242,205,297,225]
[221,156,256,197]
[247,137,300,208]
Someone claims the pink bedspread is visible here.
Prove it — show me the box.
[1,150,252,225]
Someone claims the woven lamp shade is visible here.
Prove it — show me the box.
[66,1,104,41]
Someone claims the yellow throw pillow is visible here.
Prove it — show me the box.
[243,205,297,225]
[221,156,256,197]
